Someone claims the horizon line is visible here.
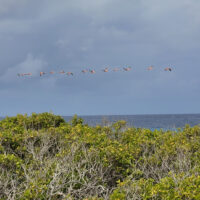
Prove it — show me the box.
[1,112,200,118]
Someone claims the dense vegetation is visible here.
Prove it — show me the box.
[0,113,200,199]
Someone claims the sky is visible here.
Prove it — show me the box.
[0,0,200,116]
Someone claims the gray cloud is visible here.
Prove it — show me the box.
[0,0,200,115]
[0,54,47,82]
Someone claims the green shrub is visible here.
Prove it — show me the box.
[0,113,200,199]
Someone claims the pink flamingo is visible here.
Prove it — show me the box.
[147,66,153,71]
[67,72,74,76]
[50,71,55,74]
[59,70,65,74]
[103,68,109,72]
[123,67,131,71]
[164,67,172,71]
[18,73,32,76]
[40,72,46,76]
[82,69,88,73]
[90,69,95,74]
[24,73,32,76]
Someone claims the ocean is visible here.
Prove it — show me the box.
[1,114,200,130]
[63,114,200,130]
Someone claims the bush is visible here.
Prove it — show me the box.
[0,113,200,199]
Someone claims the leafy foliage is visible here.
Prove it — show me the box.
[0,113,200,199]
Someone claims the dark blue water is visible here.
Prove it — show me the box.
[63,114,200,130]
[1,114,200,130]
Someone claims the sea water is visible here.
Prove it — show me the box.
[63,114,200,130]
[1,114,200,130]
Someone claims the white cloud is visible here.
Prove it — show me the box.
[0,53,47,83]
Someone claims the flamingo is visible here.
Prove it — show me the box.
[123,67,131,71]
[40,72,46,76]
[103,68,109,72]
[59,70,65,74]
[67,72,73,76]
[147,66,153,71]
[90,69,95,74]
[18,73,32,77]
[50,71,55,74]
[82,69,88,73]
[164,67,172,71]
[25,73,32,76]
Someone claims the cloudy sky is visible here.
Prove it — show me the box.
[0,0,200,116]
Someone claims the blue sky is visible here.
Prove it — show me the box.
[0,0,200,116]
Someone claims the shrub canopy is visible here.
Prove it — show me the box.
[0,113,200,199]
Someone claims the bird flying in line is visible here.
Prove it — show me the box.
[123,67,132,71]
[67,72,74,76]
[147,66,153,71]
[164,67,172,71]
[18,73,32,76]
[90,69,95,74]
[40,72,46,76]
[103,68,109,72]
[59,70,65,74]
[82,69,88,73]
[17,65,174,78]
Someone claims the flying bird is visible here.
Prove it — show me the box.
[50,71,55,74]
[67,72,74,76]
[59,70,65,74]
[82,69,88,73]
[147,66,153,71]
[40,72,46,76]
[123,67,132,71]
[19,73,32,76]
[103,68,109,72]
[164,67,172,71]
[90,69,95,74]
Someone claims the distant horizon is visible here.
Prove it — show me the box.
[1,112,200,130]
[1,112,200,118]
